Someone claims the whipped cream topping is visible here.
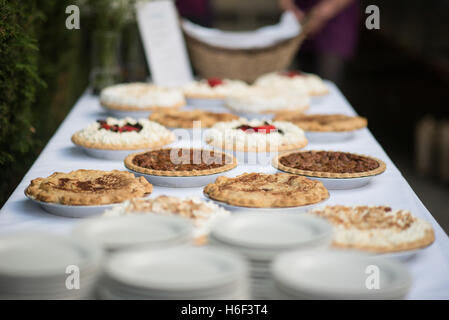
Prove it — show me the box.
[182,79,248,98]
[255,72,328,95]
[205,118,307,152]
[103,196,230,237]
[225,86,310,113]
[100,82,185,108]
[74,117,175,147]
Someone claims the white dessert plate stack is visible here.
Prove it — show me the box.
[0,233,102,300]
[97,246,249,300]
[208,213,333,299]
[72,214,194,253]
[271,250,411,299]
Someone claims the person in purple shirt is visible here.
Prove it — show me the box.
[279,0,360,83]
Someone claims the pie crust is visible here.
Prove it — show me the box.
[149,109,239,129]
[25,170,153,206]
[273,150,386,178]
[124,148,238,177]
[204,172,329,208]
[310,206,435,253]
[273,113,368,132]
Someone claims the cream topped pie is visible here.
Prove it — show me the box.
[182,78,248,99]
[204,172,329,208]
[310,206,435,253]
[205,119,308,152]
[273,114,368,132]
[225,86,310,114]
[25,170,152,206]
[149,109,239,129]
[71,117,175,150]
[255,70,328,96]
[125,148,237,177]
[274,150,386,178]
[103,195,230,241]
[100,82,185,111]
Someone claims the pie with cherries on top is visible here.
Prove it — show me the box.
[203,172,329,208]
[310,205,435,253]
[274,150,386,178]
[124,148,237,176]
[149,109,239,129]
[182,78,248,99]
[273,114,368,132]
[25,170,153,206]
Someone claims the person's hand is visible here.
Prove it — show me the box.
[279,0,305,21]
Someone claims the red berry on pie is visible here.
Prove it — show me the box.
[207,78,223,87]
[280,70,302,78]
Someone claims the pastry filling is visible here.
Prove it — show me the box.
[207,78,223,87]
[51,174,132,193]
[280,151,380,173]
[97,120,143,133]
[132,149,232,171]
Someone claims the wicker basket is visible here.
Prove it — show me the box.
[184,32,305,83]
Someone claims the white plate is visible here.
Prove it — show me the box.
[305,131,355,143]
[101,105,154,118]
[272,250,411,299]
[104,246,247,292]
[26,194,118,218]
[203,193,329,213]
[78,146,149,161]
[72,215,194,252]
[307,175,377,190]
[127,167,235,188]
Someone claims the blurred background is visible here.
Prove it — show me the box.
[0,0,448,231]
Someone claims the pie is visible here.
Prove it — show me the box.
[25,170,153,206]
[254,70,328,95]
[71,117,175,150]
[204,172,329,208]
[273,113,368,132]
[274,150,386,178]
[149,109,239,129]
[182,78,248,99]
[103,195,231,243]
[310,206,435,253]
[100,82,185,111]
[124,148,237,176]
[225,86,310,114]
[205,119,308,152]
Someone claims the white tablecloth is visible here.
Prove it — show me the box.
[1,82,448,299]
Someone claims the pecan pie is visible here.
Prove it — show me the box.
[149,109,238,129]
[124,148,237,176]
[204,172,329,208]
[274,151,386,178]
[310,206,435,253]
[25,170,153,206]
[273,114,368,132]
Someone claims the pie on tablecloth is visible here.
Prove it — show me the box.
[203,172,329,208]
[273,113,368,132]
[273,150,386,178]
[205,119,308,152]
[149,109,239,129]
[71,117,175,150]
[182,78,248,99]
[124,148,237,176]
[100,82,185,111]
[25,170,153,206]
[309,205,435,253]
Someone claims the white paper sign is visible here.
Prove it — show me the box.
[136,0,193,87]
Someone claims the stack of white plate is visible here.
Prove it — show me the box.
[0,233,102,300]
[271,250,411,299]
[97,246,249,299]
[72,214,194,253]
[208,213,333,299]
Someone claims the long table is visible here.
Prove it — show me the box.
[1,82,449,299]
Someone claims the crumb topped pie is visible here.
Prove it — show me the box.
[71,117,175,150]
[273,114,368,132]
[124,148,237,176]
[25,170,153,206]
[274,150,386,178]
[204,172,329,208]
[149,109,238,129]
[310,206,435,253]
[205,119,308,152]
